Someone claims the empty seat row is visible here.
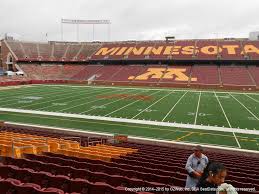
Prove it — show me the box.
[0,163,140,194]
[0,131,80,158]
[17,64,259,89]
[23,154,174,185]
[2,126,107,147]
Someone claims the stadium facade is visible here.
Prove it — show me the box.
[0,38,259,90]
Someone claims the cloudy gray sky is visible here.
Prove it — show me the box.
[1,0,259,42]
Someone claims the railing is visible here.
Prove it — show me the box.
[59,136,81,145]
[87,136,103,147]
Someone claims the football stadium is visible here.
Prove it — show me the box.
[0,0,259,193]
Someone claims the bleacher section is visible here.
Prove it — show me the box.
[2,126,107,147]
[93,65,123,84]
[38,43,52,60]
[0,127,143,194]
[19,64,43,80]
[110,65,144,84]
[218,40,244,60]
[62,64,86,80]
[2,64,258,90]
[7,41,25,59]
[115,142,259,193]
[196,40,218,60]
[22,42,39,60]
[159,66,193,87]
[0,131,80,158]
[5,41,102,62]
[248,66,259,85]
[71,65,103,81]
[220,66,255,87]
[42,65,65,80]
[66,44,82,61]
[53,44,68,60]
[4,39,259,62]
[1,39,259,90]
[242,41,259,60]
[78,44,102,60]
[0,127,258,193]
[130,65,166,85]
[191,66,220,87]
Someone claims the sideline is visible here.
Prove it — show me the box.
[0,107,258,135]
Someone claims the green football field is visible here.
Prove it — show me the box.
[0,84,258,151]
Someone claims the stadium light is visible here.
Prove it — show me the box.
[61,18,111,42]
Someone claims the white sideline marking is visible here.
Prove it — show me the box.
[105,90,161,117]
[131,91,173,119]
[80,89,144,114]
[6,121,259,153]
[33,84,259,95]
[162,91,188,122]
[1,107,259,135]
[245,94,259,103]
[6,110,242,139]
[232,132,241,149]
[229,93,259,121]
[194,92,201,125]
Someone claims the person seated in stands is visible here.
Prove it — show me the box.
[197,161,229,194]
[185,145,209,189]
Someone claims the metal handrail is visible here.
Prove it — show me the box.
[87,137,103,147]
[58,136,81,146]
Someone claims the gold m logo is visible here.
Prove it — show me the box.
[128,68,197,82]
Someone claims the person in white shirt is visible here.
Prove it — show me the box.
[185,145,209,188]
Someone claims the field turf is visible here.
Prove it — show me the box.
[0,84,258,151]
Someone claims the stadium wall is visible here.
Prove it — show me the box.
[1,40,18,71]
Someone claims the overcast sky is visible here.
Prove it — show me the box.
[1,0,259,42]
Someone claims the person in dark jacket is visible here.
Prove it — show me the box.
[197,161,227,194]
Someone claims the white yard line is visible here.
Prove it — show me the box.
[0,86,66,101]
[0,87,42,97]
[214,92,241,148]
[162,91,188,122]
[1,107,259,135]
[16,87,101,109]
[214,92,232,128]
[229,93,259,121]
[36,87,105,111]
[58,88,124,112]
[232,132,241,149]
[245,94,259,103]
[194,92,202,125]
[104,90,161,117]
[80,89,144,114]
[132,91,173,119]
[0,87,80,105]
